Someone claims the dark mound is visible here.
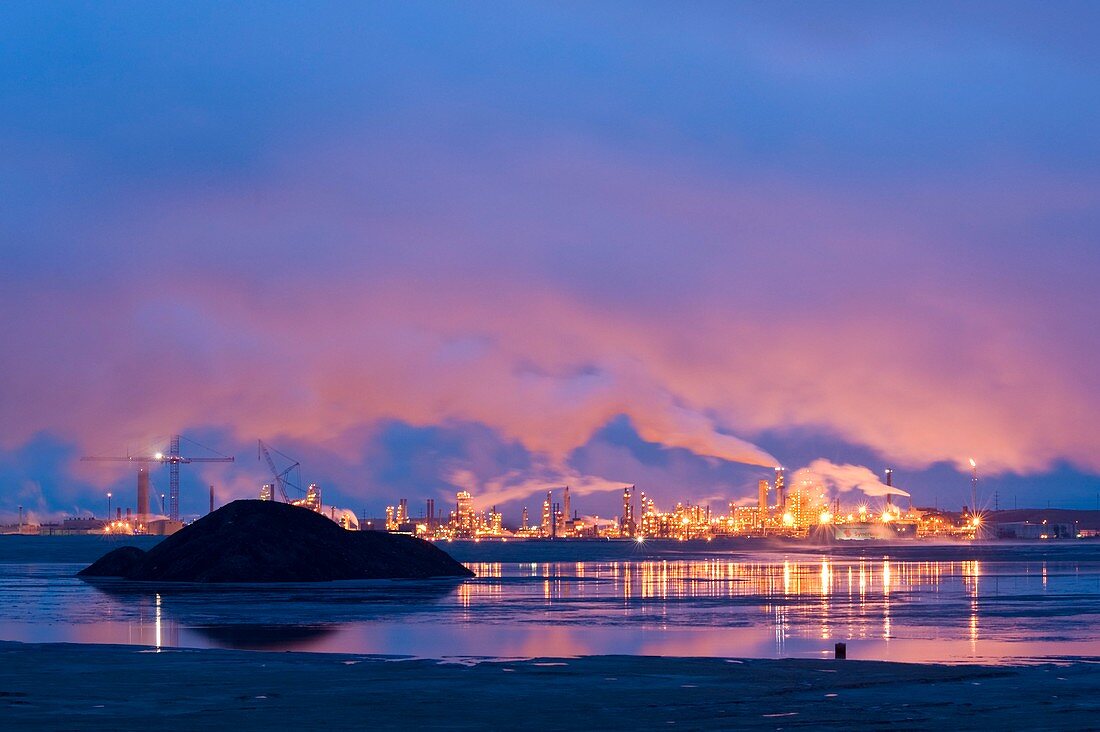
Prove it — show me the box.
[78,545,148,578]
[78,500,474,583]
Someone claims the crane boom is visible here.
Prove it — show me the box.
[80,456,232,463]
[82,434,234,521]
[257,440,300,503]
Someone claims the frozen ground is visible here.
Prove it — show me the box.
[1,641,1098,730]
[1,539,1099,728]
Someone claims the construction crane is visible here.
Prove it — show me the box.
[258,440,321,512]
[257,439,301,503]
[82,434,235,522]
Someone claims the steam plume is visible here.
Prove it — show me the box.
[791,459,910,498]
[447,466,629,511]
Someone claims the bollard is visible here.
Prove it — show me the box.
[834,642,846,660]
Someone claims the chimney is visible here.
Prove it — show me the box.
[137,469,150,520]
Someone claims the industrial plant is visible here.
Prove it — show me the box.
[371,465,1092,543]
[3,435,1092,542]
[10,435,356,536]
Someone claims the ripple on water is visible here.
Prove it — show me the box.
[0,539,1099,663]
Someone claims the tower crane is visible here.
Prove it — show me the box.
[82,434,235,522]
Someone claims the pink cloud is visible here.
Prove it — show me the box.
[2,134,1098,502]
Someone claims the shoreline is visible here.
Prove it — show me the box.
[4,533,1100,567]
[2,641,1097,729]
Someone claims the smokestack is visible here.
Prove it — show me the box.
[562,486,571,532]
[137,468,150,520]
[885,469,894,508]
[622,486,634,537]
[758,479,770,526]
[209,485,215,514]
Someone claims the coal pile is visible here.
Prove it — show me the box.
[78,500,474,582]
[79,545,147,578]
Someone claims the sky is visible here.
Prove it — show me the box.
[2,1,1100,522]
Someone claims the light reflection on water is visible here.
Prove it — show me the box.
[1,553,1098,664]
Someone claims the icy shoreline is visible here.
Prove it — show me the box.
[1,641,1097,729]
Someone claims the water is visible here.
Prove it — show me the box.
[2,536,1099,664]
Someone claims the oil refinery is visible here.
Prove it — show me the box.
[373,467,1081,543]
[8,436,1092,542]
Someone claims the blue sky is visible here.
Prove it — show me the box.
[2,2,1099,521]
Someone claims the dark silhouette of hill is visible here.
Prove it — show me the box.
[80,545,147,577]
[79,500,474,582]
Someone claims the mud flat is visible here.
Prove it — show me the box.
[1,641,1098,730]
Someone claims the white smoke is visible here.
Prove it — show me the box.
[326,506,360,529]
[0,508,70,525]
[791,459,910,498]
[632,402,778,468]
[447,466,630,512]
[577,515,618,527]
